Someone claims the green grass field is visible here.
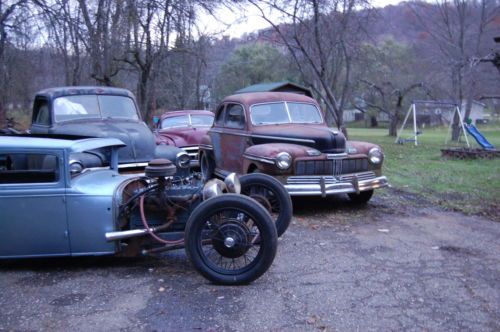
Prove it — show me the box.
[348,125,500,217]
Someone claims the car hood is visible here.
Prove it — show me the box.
[51,120,156,163]
[250,124,346,153]
[157,127,209,147]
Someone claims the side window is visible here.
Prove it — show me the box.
[0,153,59,184]
[214,105,226,126]
[33,100,50,126]
[224,104,245,129]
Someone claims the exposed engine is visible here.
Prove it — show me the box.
[112,158,240,253]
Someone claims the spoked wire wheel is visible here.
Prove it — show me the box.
[185,194,277,285]
[240,173,293,237]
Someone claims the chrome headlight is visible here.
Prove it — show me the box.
[275,152,292,170]
[368,147,383,164]
[69,161,83,175]
[176,151,190,168]
[202,179,224,200]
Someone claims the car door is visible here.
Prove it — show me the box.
[218,103,248,173]
[0,150,70,257]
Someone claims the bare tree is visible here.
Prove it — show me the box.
[77,0,127,86]
[352,39,432,136]
[249,0,372,130]
[123,0,217,119]
[0,0,27,126]
[409,0,500,140]
[35,0,86,85]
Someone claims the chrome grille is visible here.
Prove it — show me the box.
[287,172,376,185]
[182,146,199,161]
[295,158,368,176]
[339,172,376,181]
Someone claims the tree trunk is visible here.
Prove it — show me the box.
[451,110,462,141]
[0,101,5,127]
[137,74,148,120]
[389,115,398,137]
[389,96,404,137]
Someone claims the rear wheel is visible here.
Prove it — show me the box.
[240,173,293,237]
[185,194,277,285]
[348,190,374,204]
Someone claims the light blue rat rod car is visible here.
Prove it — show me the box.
[0,136,278,285]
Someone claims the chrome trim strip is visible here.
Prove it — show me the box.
[118,162,148,169]
[199,144,213,150]
[251,134,315,144]
[326,153,348,159]
[209,129,315,144]
[243,153,275,164]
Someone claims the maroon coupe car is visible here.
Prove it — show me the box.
[155,110,214,167]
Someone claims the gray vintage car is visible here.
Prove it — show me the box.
[0,136,278,285]
[29,86,189,173]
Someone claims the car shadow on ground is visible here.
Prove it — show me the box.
[291,194,372,215]
[0,250,192,275]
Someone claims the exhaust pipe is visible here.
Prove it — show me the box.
[105,228,155,241]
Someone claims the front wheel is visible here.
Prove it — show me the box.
[240,173,293,237]
[348,190,374,204]
[185,194,278,285]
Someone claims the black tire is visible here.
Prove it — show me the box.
[348,190,374,204]
[185,194,278,285]
[240,173,293,237]
[200,151,215,181]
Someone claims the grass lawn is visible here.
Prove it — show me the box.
[348,125,500,218]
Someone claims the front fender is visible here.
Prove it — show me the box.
[244,143,312,160]
[199,134,213,150]
[347,141,382,155]
[242,143,311,174]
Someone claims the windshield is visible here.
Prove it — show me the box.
[161,114,213,128]
[53,95,139,122]
[250,102,323,125]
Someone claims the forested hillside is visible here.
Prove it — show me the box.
[0,0,498,133]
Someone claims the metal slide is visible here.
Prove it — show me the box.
[465,124,495,150]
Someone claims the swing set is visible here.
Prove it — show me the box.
[394,100,469,147]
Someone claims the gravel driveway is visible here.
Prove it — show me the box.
[1,189,499,331]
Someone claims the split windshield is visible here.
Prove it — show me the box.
[161,114,213,129]
[53,95,139,122]
[250,102,323,125]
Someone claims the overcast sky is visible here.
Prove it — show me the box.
[198,1,406,38]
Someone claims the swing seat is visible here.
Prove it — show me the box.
[397,138,417,144]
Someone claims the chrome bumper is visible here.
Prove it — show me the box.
[283,172,389,197]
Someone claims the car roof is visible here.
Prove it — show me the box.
[221,92,319,108]
[35,86,135,99]
[0,136,125,152]
[160,110,214,120]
